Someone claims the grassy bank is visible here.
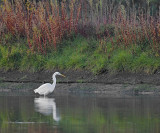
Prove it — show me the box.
[0,35,160,74]
[0,0,160,74]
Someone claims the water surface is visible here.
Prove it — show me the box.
[0,95,160,133]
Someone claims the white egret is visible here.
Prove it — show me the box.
[34,72,65,96]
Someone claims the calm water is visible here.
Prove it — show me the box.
[0,95,160,133]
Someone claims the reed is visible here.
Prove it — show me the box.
[0,0,82,53]
[0,0,159,55]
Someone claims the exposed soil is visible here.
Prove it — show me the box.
[1,69,160,85]
[0,70,160,97]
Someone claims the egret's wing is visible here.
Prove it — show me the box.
[35,83,52,95]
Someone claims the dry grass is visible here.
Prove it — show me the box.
[0,0,82,53]
[0,0,159,55]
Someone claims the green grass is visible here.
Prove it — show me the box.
[108,50,133,72]
[0,45,23,70]
[0,35,159,74]
[132,52,160,73]
[87,49,108,73]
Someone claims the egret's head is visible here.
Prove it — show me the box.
[53,72,65,78]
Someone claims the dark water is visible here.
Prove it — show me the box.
[0,95,160,133]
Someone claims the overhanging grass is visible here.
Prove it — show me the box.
[87,48,108,74]
[108,47,160,73]
[0,36,159,74]
[45,36,91,70]
[0,45,23,70]
[108,50,133,72]
[132,53,160,73]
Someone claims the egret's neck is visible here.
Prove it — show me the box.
[52,75,56,85]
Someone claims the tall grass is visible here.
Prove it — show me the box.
[0,0,159,54]
[0,0,159,73]
[0,0,82,53]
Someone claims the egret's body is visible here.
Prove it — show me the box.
[34,72,65,96]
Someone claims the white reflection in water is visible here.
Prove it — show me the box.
[34,97,60,122]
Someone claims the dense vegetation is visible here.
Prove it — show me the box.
[0,0,160,74]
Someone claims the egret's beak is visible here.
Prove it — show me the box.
[61,74,65,77]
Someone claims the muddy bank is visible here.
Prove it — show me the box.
[0,70,160,85]
[0,82,160,97]
[0,70,160,96]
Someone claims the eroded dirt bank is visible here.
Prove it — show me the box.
[1,70,160,85]
[0,70,160,97]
